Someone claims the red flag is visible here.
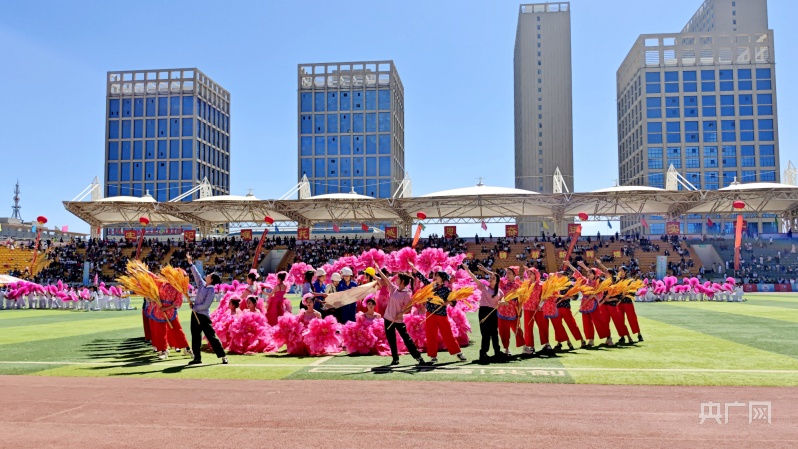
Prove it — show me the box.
[361,223,369,232]
[641,217,648,228]
[333,224,340,233]
[707,218,714,227]
[734,215,743,270]
[481,221,488,231]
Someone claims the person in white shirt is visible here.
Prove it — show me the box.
[733,286,744,302]
[0,288,5,310]
[121,291,131,310]
[89,287,100,311]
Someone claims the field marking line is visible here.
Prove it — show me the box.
[309,356,333,366]
[2,360,798,374]
[32,404,86,421]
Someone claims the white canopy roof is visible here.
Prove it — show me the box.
[64,182,798,229]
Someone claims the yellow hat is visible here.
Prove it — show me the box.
[364,267,376,277]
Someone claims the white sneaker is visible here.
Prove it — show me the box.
[429,357,438,364]
[157,351,168,360]
[456,353,467,362]
[522,346,535,355]
[185,348,194,358]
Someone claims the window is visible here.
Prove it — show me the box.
[158,140,167,159]
[109,99,120,118]
[122,99,131,117]
[740,119,754,141]
[703,121,717,142]
[340,113,351,133]
[757,93,773,115]
[366,135,377,154]
[340,92,351,111]
[723,171,737,187]
[666,122,680,143]
[722,145,737,157]
[314,92,325,112]
[340,135,351,155]
[327,114,338,133]
[170,96,180,115]
[649,173,664,188]
[378,112,391,132]
[365,113,377,132]
[648,159,663,169]
[315,136,325,156]
[704,157,718,168]
[124,141,133,159]
[134,98,144,117]
[120,162,131,181]
[379,134,391,154]
[719,69,733,91]
[121,120,131,139]
[722,156,737,167]
[182,139,193,158]
[646,72,661,94]
[107,163,118,182]
[761,172,776,182]
[301,137,312,156]
[647,123,662,144]
[378,90,391,110]
[353,91,363,110]
[683,70,697,92]
[686,172,700,188]
[646,97,661,118]
[182,118,193,137]
[741,170,757,182]
[702,95,716,117]
[353,113,364,133]
[685,121,699,142]
[301,115,312,134]
[701,70,715,92]
[327,92,338,112]
[169,140,178,158]
[365,91,377,110]
[327,136,338,155]
[737,68,752,90]
[170,118,180,137]
[664,71,679,93]
[648,147,663,158]
[158,97,168,116]
[354,135,364,154]
[665,96,680,118]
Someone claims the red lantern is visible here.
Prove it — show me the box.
[733,201,746,210]
[264,216,275,224]
[416,212,427,220]
[139,216,150,226]
[578,212,589,221]
[36,216,48,225]
[361,223,369,232]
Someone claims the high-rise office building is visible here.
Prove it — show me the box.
[514,2,573,236]
[617,0,778,235]
[297,61,405,199]
[104,68,230,202]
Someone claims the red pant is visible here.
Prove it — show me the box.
[603,304,629,337]
[522,310,550,348]
[582,307,610,340]
[619,302,640,335]
[498,318,524,349]
[150,319,190,352]
[425,313,461,357]
[142,310,152,341]
[551,309,583,342]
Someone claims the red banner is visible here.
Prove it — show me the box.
[297,227,310,241]
[385,227,398,240]
[612,250,622,258]
[444,226,457,239]
[505,225,518,238]
[585,250,595,259]
[240,229,253,241]
[124,230,138,241]
[499,251,507,260]
[734,215,743,270]
[774,284,792,292]
[531,251,540,259]
[567,223,581,237]
[183,230,196,241]
[666,221,681,235]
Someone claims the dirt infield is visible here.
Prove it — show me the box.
[1,376,795,449]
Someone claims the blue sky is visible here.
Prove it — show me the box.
[1,0,795,236]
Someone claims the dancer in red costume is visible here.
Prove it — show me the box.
[520,267,553,357]
[597,262,631,344]
[146,280,192,360]
[496,267,524,357]
[410,264,467,364]
[572,261,612,347]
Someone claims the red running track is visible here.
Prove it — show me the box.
[1,376,796,448]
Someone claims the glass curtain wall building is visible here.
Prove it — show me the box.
[105,68,231,203]
[617,0,778,235]
[297,61,405,199]
[514,3,573,236]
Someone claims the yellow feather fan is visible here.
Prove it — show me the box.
[541,274,570,300]
[447,287,475,303]
[585,277,613,297]
[117,261,161,304]
[159,265,190,297]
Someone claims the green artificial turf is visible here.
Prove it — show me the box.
[1,293,797,385]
